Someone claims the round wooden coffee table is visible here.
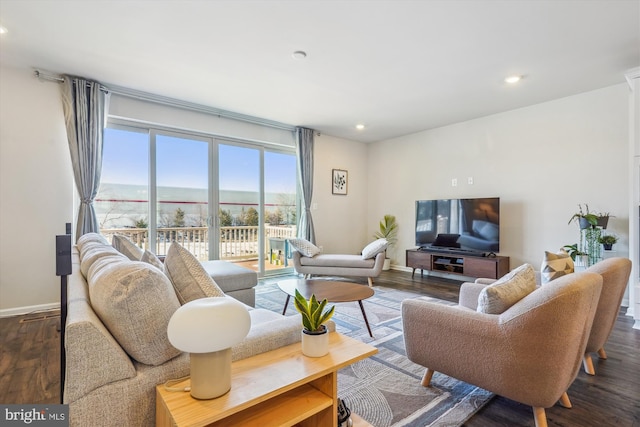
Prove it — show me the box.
[278,278,375,337]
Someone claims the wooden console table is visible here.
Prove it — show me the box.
[156,332,377,427]
[407,249,509,280]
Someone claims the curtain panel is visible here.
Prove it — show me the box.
[295,127,316,243]
[60,76,110,242]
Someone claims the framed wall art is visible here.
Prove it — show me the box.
[332,169,348,195]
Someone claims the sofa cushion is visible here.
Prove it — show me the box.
[361,238,388,259]
[477,263,536,314]
[88,259,181,366]
[541,250,574,284]
[164,242,225,304]
[288,238,321,257]
[141,249,164,272]
[200,260,257,293]
[80,244,125,278]
[76,232,109,252]
[112,235,144,261]
[299,254,376,268]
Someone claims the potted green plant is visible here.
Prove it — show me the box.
[568,204,598,229]
[562,243,589,269]
[293,289,335,357]
[374,214,398,270]
[598,234,618,251]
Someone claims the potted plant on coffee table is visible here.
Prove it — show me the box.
[374,214,398,270]
[293,289,335,357]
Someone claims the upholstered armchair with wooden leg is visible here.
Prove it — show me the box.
[401,268,602,427]
[582,257,632,375]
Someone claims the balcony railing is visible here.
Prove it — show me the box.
[100,225,296,261]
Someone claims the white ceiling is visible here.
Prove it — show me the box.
[1,0,639,143]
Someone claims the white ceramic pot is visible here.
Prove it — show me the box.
[301,325,329,357]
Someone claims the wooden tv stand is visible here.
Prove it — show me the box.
[406,248,509,280]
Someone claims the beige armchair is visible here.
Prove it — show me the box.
[582,257,632,375]
[401,271,603,427]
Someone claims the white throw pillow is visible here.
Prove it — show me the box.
[540,249,574,284]
[288,238,321,257]
[477,263,537,314]
[361,238,389,259]
[112,235,144,261]
[164,242,225,304]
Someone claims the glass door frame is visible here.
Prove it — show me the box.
[105,120,297,277]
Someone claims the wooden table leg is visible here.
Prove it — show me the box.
[358,300,373,338]
[282,295,290,315]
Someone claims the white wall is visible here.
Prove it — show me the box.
[0,65,74,315]
[0,62,630,313]
[367,84,630,270]
[312,133,370,254]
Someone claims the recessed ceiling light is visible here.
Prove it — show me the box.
[356,124,365,130]
[0,26,8,35]
[505,75,522,84]
[292,50,307,60]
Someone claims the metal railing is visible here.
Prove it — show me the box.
[100,225,296,261]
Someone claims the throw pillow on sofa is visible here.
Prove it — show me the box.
[361,238,388,259]
[288,238,321,257]
[540,249,574,284]
[477,263,536,314]
[112,235,144,261]
[164,242,225,304]
[141,249,164,272]
[88,259,181,366]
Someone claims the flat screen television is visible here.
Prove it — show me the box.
[415,197,500,254]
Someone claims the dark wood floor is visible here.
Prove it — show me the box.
[1,269,639,426]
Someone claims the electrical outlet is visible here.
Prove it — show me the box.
[452,178,458,187]
[468,177,473,185]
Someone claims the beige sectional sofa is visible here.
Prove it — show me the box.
[64,233,303,427]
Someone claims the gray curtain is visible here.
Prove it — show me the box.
[295,127,316,243]
[61,76,110,242]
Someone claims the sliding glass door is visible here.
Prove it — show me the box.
[98,124,297,276]
[154,133,210,259]
[218,143,260,266]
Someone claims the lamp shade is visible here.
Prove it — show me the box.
[167,296,251,353]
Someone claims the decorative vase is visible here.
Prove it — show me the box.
[383,258,391,271]
[603,243,613,251]
[301,325,329,357]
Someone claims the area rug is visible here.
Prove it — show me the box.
[255,278,494,427]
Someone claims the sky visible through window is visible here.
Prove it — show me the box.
[101,128,296,194]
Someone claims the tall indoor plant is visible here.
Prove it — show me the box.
[374,214,398,270]
[293,289,335,357]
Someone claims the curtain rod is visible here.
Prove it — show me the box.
[33,69,296,132]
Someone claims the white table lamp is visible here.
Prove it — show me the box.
[167,296,251,399]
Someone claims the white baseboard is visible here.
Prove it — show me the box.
[0,302,61,318]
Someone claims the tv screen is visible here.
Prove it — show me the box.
[415,197,500,253]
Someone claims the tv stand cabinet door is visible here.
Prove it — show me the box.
[407,250,432,271]
[464,257,509,279]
